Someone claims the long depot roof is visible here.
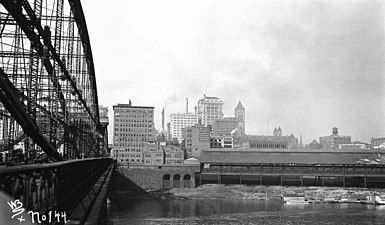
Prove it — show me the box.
[200,148,385,165]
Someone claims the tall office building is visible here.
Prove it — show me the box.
[235,101,245,137]
[170,113,199,143]
[112,101,155,164]
[194,94,223,126]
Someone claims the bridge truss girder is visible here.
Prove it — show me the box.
[0,0,101,162]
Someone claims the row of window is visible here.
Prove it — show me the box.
[115,124,153,129]
[115,110,153,115]
[114,142,146,147]
[116,149,142,152]
[115,133,152,136]
[250,143,287,148]
[143,153,163,157]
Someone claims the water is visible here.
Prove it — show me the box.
[107,196,385,225]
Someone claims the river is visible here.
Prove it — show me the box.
[107,196,385,225]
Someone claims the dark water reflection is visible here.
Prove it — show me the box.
[107,196,385,225]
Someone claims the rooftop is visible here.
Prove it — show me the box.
[200,148,385,165]
[238,135,296,144]
[113,103,154,109]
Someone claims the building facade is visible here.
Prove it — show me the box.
[319,127,351,150]
[307,139,322,149]
[372,138,385,149]
[211,117,238,136]
[170,113,199,143]
[234,128,298,149]
[210,135,233,148]
[183,123,211,158]
[339,142,368,151]
[164,145,185,164]
[142,143,164,166]
[98,106,109,156]
[194,94,223,127]
[211,101,245,138]
[112,102,155,164]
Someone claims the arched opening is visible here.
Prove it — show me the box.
[183,174,191,188]
[163,174,172,189]
[173,174,181,188]
[183,174,191,180]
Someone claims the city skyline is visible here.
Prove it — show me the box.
[83,0,385,144]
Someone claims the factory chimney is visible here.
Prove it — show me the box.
[161,108,165,130]
[186,98,188,113]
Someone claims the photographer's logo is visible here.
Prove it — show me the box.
[7,199,68,224]
[7,199,25,222]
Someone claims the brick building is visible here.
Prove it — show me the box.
[183,123,211,158]
[142,143,164,166]
[164,145,185,164]
[319,127,351,150]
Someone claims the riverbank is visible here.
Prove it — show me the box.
[168,184,385,202]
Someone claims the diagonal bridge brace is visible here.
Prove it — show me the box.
[0,68,63,161]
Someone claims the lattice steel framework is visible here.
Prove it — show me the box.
[0,0,101,162]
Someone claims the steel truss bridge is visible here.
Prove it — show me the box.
[0,0,105,163]
[0,1,114,224]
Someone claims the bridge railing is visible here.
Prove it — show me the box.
[0,157,114,216]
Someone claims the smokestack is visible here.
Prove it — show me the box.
[161,108,165,130]
[186,98,188,113]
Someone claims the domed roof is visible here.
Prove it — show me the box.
[184,157,200,165]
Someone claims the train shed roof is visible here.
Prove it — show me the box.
[200,148,385,165]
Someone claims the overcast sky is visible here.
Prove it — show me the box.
[82,0,385,144]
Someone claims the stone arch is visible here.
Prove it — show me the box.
[183,174,192,188]
[173,174,181,188]
[163,174,171,180]
[183,174,191,180]
[163,174,172,189]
